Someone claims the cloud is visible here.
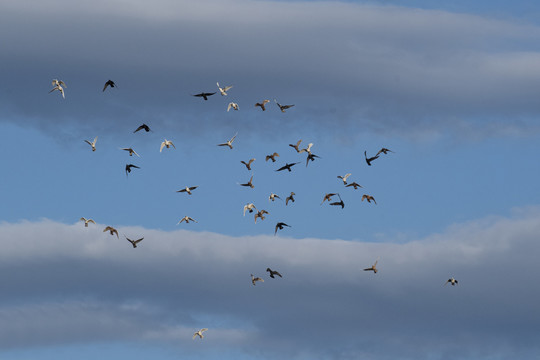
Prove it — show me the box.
[0,208,539,358]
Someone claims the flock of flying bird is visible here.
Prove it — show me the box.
[50,78,459,341]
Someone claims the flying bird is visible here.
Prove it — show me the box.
[254,209,268,223]
[79,217,95,227]
[376,148,394,156]
[285,192,295,206]
[364,258,379,273]
[274,222,291,235]
[134,124,151,133]
[103,226,119,238]
[125,164,140,176]
[176,186,198,195]
[240,158,255,170]
[265,152,279,162]
[239,175,254,189]
[255,99,270,111]
[217,82,233,96]
[121,147,140,157]
[337,173,351,185]
[193,328,208,340]
[251,274,264,285]
[289,139,302,153]
[102,79,116,92]
[243,203,257,216]
[84,136,98,152]
[330,198,345,209]
[305,153,320,167]
[346,182,363,189]
[192,92,216,100]
[217,132,237,149]
[268,193,281,202]
[274,99,295,113]
[364,151,379,166]
[49,79,66,98]
[177,216,198,224]
[361,194,377,204]
[299,143,313,155]
[321,193,338,205]
[276,162,300,172]
[125,235,143,248]
[227,102,239,111]
[160,139,175,152]
[266,268,283,278]
[445,277,458,286]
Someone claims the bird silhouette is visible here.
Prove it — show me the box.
[321,193,338,205]
[266,268,283,278]
[134,124,151,133]
[445,277,458,286]
[125,164,140,176]
[276,162,300,172]
[240,158,255,170]
[346,182,363,189]
[121,147,140,157]
[364,151,379,166]
[176,186,198,195]
[305,153,320,167]
[192,92,216,100]
[125,235,143,248]
[274,99,295,112]
[255,99,270,111]
[177,216,198,224]
[239,176,254,189]
[285,192,296,205]
[102,79,116,92]
[376,148,394,156]
[274,222,291,235]
[265,152,279,162]
[364,258,379,273]
[103,226,119,238]
[361,194,377,204]
[49,79,66,98]
[289,140,302,152]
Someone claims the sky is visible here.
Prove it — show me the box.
[1,0,540,359]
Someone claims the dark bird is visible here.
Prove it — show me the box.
[125,235,143,248]
[125,164,140,176]
[192,92,216,100]
[346,182,363,189]
[361,194,377,204]
[274,99,295,113]
[376,148,395,156]
[364,258,379,273]
[445,277,458,286]
[274,222,291,235]
[364,151,379,166]
[239,175,254,189]
[306,153,320,167]
[329,194,345,209]
[254,209,269,223]
[134,124,151,133]
[289,139,302,152]
[102,79,116,92]
[255,99,270,111]
[265,152,279,162]
[240,158,255,170]
[177,186,198,195]
[321,193,338,205]
[276,162,300,172]
[266,268,283,278]
[285,192,296,206]
[251,274,264,285]
[103,226,119,238]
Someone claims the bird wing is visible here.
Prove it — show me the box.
[58,80,67,87]
[102,82,109,92]
[84,140,92,146]
[80,217,87,222]
[227,103,233,112]
[87,219,96,224]
[134,238,144,244]
[159,142,166,152]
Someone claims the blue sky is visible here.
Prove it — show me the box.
[1,0,540,359]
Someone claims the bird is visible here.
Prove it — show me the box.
[160,139,175,152]
[276,162,300,172]
[192,92,216,100]
[285,192,295,206]
[121,147,140,157]
[217,82,233,96]
[361,194,377,204]
[49,79,66,98]
[51,79,67,88]
[217,132,237,149]
[239,175,254,189]
[243,203,257,216]
[251,274,264,285]
[289,140,302,152]
[255,99,270,111]
[346,182,363,189]
[305,153,320,167]
[240,158,255,170]
[364,258,379,273]
[274,222,291,235]
[265,152,279,162]
[445,277,458,286]
[102,79,116,92]
[193,328,208,340]
[84,136,98,151]
[176,186,198,195]
[177,216,198,224]
[133,124,151,133]
[79,217,95,227]
[376,148,395,156]
[330,198,345,209]
[268,193,281,202]
[125,164,140,176]
[274,99,295,113]
[321,193,338,205]
[103,226,119,238]
[299,143,313,155]
[125,235,143,248]
[364,151,379,166]
[227,102,239,111]
[266,268,283,278]
[254,210,268,223]
[337,173,351,185]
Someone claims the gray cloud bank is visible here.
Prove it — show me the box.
[1,0,540,140]
[0,207,539,359]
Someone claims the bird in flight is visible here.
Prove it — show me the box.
[193,328,208,340]
[305,153,320,167]
[346,182,363,189]
[251,274,264,286]
[217,82,233,96]
[364,258,379,273]
[274,222,291,235]
[217,132,237,149]
[265,152,279,162]
[299,143,313,155]
[125,235,143,248]
[239,175,254,189]
[227,102,239,111]
[285,192,296,206]
[134,124,151,133]
[121,147,140,157]
[445,277,458,286]
[160,139,175,152]
[176,186,198,195]
[255,99,270,111]
[254,209,269,223]
[364,151,379,166]
[243,203,257,216]
[240,158,255,170]
[329,195,345,209]
[321,193,338,205]
[361,194,377,204]
[102,79,116,92]
[274,99,295,113]
[84,136,98,152]
[376,148,394,156]
[103,226,119,238]
[266,268,283,278]
[276,162,300,172]
[268,193,281,202]
[177,216,198,224]
[125,164,140,176]
[192,92,216,100]
[49,79,66,98]
[337,173,351,185]
[289,140,302,153]
[79,217,96,227]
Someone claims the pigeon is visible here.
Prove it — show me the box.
[102,79,116,92]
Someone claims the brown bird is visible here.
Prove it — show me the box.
[346,182,363,189]
[289,139,302,152]
[321,193,338,205]
[329,194,345,209]
[251,274,264,285]
[177,216,198,224]
[192,92,216,100]
[125,164,140,176]
[125,235,143,248]
[255,99,270,111]
[364,151,379,166]
[79,217,96,227]
[274,99,295,113]
[254,209,269,223]
[445,277,458,286]
[240,158,255,170]
[361,194,377,204]
[364,258,379,273]
[274,222,291,235]
[265,152,279,162]
[239,175,254,189]
[285,192,296,206]
[121,147,140,157]
[266,268,283,278]
[276,162,300,172]
[376,148,395,156]
[134,123,151,133]
[177,186,198,195]
[103,226,119,238]
[102,79,116,92]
